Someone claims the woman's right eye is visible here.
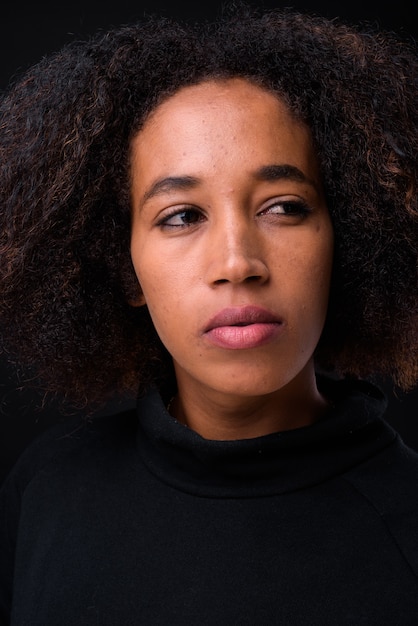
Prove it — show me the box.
[158,207,204,229]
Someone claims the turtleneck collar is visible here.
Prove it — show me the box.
[136,377,397,498]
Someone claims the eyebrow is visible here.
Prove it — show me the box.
[140,164,318,205]
[141,175,200,204]
[254,164,318,190]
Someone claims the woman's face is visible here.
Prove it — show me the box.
[130,78,333,403]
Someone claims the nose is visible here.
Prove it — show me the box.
[206,217,269,287]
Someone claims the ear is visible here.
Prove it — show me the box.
[121,264,146,307]
[129,292,146,307]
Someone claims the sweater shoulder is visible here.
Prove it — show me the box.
[344,435,418,577]
[0,409,138,622]
[344,434,418,506]
[1,408,138,495]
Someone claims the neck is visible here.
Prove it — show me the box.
[170,367,330,441]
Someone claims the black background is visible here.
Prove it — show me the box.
[1,0,417,484]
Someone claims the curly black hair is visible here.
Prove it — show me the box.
[0,6,417,407]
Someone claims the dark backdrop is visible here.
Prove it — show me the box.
[1,0,417,484]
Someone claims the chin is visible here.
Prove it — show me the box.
[206,373,297,399]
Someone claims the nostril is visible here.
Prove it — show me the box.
[210,256,269,286]
[214,275,261,285]
[247,275,262,282]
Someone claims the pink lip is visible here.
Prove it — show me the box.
[203,306,283,350]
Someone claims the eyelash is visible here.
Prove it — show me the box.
[156,200,312,229]
[156,207,204,229]
[260,200,312,218]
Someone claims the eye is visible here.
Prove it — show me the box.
[157,207,205,229]
[259,199,312,218]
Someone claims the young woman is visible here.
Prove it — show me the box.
[0,7,417,625]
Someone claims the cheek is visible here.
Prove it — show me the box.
[305,234,334,314]
[282,230,333,316]
[303,219,333,272]
[317,227,334,286]
[130,244,162,310]
[132,258,185,339]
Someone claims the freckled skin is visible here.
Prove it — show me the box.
[130,79,334,440]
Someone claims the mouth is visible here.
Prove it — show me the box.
[203,306,283,350]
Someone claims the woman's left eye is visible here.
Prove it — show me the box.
[158,207,204,229]
[259,200,312,217]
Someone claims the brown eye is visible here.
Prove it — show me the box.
[259,200,312,217]
[159,208,205,229]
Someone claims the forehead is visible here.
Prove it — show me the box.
[130,78,320,189]
[144,78,292,122]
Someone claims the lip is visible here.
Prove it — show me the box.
[203,306,283,350]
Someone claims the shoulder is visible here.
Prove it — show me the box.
[344,434,418,502]
[0,406,139,559]
[0,408,138,621]
[0,408,138,497]
[344,435,418,577]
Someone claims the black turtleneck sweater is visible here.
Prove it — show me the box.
[1,377,418,625]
